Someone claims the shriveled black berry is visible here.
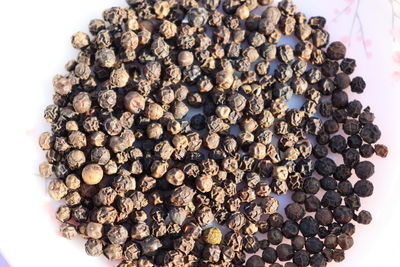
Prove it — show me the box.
[276,243,294,261]
[282,220,300,238]
[329,135,347,153]
[337,234,353,250]
[323,119,339,134]
[292,191,307,204]
[355,161,375,179]
[313,144,328,159]
[342,148,360,168]
[315,208,333,226]
[354,179,374,197]
[337,181,353,196]
[304,195,321,212]
[360,123,381,144]
[268,213,284,228]
[321,190,342,209]
[333,164,352,181]
[350,76,366,94]
[357,210,372,224]
[332,109,347,123]
[299,216,319,237]
[359,144,375,158]
[268,228,284,245]
[285,203,306,221]
[303,177,320,194]
[341,223,356,236]
[315,157,337,176]
[320,178,336,192]
[309,253,327,267]
[347,135,362,149]
[343,119,360,135]
[340,58,356,74]
[331,90,348,109]
[333,206,353,224]
[344,194,361,211]
[291,236,305,251]
[346,100,362,118]
[262,247,277,264]
[293,250,310,267]
[305,237,324,254]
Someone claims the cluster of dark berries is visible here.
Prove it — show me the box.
[38,0,388,266]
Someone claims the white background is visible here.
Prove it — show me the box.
[0,0,399,266]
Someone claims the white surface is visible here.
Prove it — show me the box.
[0,0,399,266]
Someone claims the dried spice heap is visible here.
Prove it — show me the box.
[38,0,388,266]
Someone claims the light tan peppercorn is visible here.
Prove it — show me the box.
[66,121,79,132]
[82,164,103,185]
[86,222,103,239]
[172,135,189,150]
[215,70,234,90]
[66,149,86,170]
[249,142,267,160]
[71,32,90,49]
[53,75,73,95]
[73,92,92,114]
[166,168,185,186]
[150,160,169,178]
[236,5,250,20]
[39,132,54,150]
[124,91,145,114]
[144,103,164,120]
[48,179,68,200]
[203,227,222,245]
[39,161,53,178]
[159,20,177,39]
[196,174,214,193]
[272,166,289,181]
[89,131,106,147]
[109,64,130,88]
[68,131,87,149]
[65,174,81,190]
[154,1,170,19]
[178,51,194,67]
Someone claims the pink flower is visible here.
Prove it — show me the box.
[345,7,352,14]
[393,51,400,65]
[340,35,351,45]
[390,27,400,41]
[392,71,400,82]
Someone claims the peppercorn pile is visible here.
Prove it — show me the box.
[38,0,389,266]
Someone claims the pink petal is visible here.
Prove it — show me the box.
[340,36,350,44]
[393,51,400,64]
[367,52,373,59]
[365,39,372,47]
[392,71,400,82]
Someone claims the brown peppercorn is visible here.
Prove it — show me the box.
[82,164,103,185]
